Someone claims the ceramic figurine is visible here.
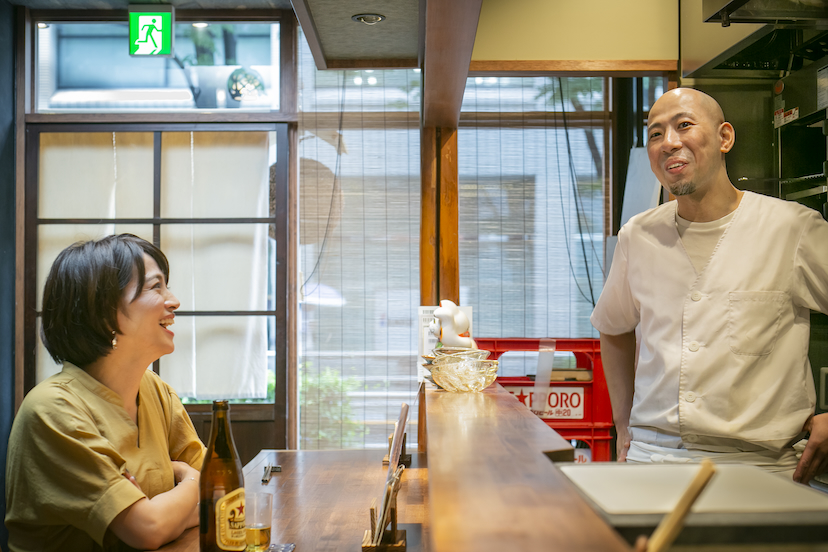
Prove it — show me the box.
[430,300,477,349]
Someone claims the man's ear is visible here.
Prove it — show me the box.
[719,122,735,153]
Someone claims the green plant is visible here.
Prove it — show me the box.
[299,364,366,449]
[180,367,275,405]
[181,25,238,67]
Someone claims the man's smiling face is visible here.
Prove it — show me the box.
[646,88,733,198]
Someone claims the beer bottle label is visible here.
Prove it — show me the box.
[214,487,246,550]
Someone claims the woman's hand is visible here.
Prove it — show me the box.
[172,460,200,487]
[109,461,201,550]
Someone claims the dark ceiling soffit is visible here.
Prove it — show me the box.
[29,8,292,21]
[422,0,483,128]
[290,0,326,69]
[289,0,420,71]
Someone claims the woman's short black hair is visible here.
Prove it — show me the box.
[41,234,170,368]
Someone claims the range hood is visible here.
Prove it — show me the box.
[703,0,828,26]
[683,0,828,78]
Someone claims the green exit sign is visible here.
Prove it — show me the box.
[128,5,174,57]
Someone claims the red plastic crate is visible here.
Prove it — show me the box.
[551,426,613,463]
[479,338,614,462]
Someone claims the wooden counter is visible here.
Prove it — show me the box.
[423,382,631,552]
[158,449,428,552]
[161,382,630,552]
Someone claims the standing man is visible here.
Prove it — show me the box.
[591,87,828,483]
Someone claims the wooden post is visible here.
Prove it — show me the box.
[420,126,439,307]
[419,125,460,307]
[437,127,459,305]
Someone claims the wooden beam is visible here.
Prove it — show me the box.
[422,0,483,128]
[280,11,298,118]
[420,126,438,307]
[469,59,678,76]
[287,123,298,450]
[15,6,31,411]
[26,113,299,124]
[437,127,458,305]
[289,0,327,70]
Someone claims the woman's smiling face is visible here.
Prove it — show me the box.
[116,254,180,361]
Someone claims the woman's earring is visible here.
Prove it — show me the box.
[111,331,118,350]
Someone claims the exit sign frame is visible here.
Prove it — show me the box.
[128,5,175,57]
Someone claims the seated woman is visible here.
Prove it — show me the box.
[5,234,206,551]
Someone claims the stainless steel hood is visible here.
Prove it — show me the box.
[703,0,828,26]
[682,0,828,78]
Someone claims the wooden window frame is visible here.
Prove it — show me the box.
[24,122,289,443]
[15,8,299,449]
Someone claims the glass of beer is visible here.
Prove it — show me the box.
[245,492,273,552]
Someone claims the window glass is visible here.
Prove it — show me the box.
[160,131,272,218]
[459,77,607,377]
[36,22,280,112]
[297,30,421,450]
[39,132,154,218]
[33,128,280,404]
[160,223,269,312]
[159,315,270,400]
[36,224,154,311]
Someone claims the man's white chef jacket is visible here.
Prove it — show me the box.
[591,191,828,452]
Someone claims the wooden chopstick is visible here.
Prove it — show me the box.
[647,459,717,552]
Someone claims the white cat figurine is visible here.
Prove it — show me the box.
[431,300,477,349]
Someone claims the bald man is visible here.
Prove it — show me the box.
[591,88,828,484]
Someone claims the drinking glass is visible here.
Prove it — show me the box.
[245,492,273,552]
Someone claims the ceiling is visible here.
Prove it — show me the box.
[9,0,483,126]
[9,0,293,9]
[295,0,420,68]
[9,0,422,70]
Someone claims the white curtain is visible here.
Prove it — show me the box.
[36,130,271,399]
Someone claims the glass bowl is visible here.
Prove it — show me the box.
[430,358,499,393]
[431,348,491,362]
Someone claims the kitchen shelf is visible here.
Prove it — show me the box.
[786,185,828,201]
[780,173,826,187]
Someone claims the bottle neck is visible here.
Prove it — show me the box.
[209,408,237,459]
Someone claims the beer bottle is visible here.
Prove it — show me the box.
[200,400,246,551]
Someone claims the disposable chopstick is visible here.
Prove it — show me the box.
[647,459,717,552]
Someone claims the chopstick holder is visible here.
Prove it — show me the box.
[647,459,717,552]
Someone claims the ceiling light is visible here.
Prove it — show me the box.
[37,22,49,29]
[367,77,377,85]
[352,13,385,25]
[354,77,363,85]
[192,22,209,28]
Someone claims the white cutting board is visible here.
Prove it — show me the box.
[560,463,828,515]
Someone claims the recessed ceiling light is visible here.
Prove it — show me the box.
[192,22,209,28]
[352,13,385,25]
